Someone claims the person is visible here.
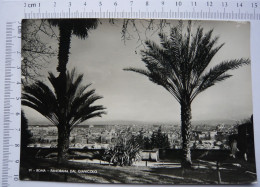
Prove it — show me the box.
[230,139,238,158]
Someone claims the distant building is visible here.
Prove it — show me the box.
[209,131,217,140]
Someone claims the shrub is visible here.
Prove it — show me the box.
[103,134,141,166]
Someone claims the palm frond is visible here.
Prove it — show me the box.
[123,68,150,77]
[22,100,59,126]
[70,106,107,128]
[48,19,98,39]
[22,81,59,126]
[191,58,250,100]
[124,67,182,102]
[124,20,250,105]
[68,89,97,118]
[66,69,84,103]
[22,68,106,129]
[48,72,60,98]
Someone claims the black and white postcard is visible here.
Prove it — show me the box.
[20,19,256,184]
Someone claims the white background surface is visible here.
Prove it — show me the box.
[0,0,260,186]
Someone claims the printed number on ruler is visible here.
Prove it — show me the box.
[23,0,260,20]
[2,21,22,187]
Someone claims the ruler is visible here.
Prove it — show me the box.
[0,21,22,187]
[22,0,260,20]
[1,0,260,187]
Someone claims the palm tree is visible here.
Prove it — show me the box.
[47,19,99,163]
[22,68,106,163]
[48,19,98,75]
[124,21,250,168]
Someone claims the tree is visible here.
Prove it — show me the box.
[21,110,33,150]
[22,68,106,163]
[124,21,250,168]
[22,19,165,164]
[46,20,99,163]
[48,19,98,75]
[22,20,57,83]
[22,19,171,82]
[150,127,170,149]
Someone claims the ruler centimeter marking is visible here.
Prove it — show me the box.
[1,20,21,187]
[24,10,260,20]
[2,22,14,187]
[22,0,260,20]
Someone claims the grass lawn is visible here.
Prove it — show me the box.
[20,156,257,184]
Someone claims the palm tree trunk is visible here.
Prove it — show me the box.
[56,21,72,164]
[57,21,72,74]
[180,99,192,168]
[57,124,70,164]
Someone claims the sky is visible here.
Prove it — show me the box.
[22,19,253,124]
